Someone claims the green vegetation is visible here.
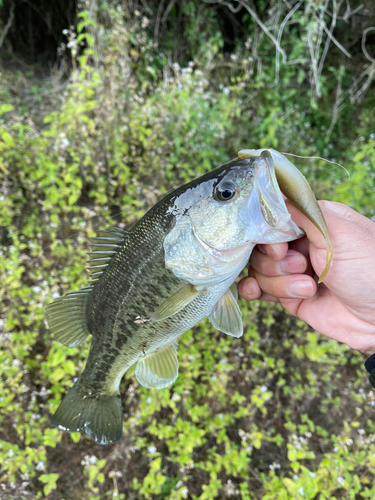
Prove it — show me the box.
[0,1,374,498]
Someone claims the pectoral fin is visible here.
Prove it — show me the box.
[135,344,179,389]
[151,284,201,321]
[209,288,243,338]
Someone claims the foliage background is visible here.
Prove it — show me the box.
[0,0,375,498]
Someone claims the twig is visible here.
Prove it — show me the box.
[273,1,302,85]
[325,2,363,21]
[203,0,242,14]
[317,0,339,81]
[248,464,263,486]
[139,0,153,14]
[349,63,375,103]
[326,79,342,138]
[154,0,166,43]
[237,0,289,62]
[0,0,15,50]
[203,0,289,62]
[162,0,177,23]
[310,2,351,62]
[362,27,375,64]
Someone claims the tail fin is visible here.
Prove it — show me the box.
[51,381,123,445]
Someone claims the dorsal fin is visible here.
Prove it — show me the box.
[87,226,129,283]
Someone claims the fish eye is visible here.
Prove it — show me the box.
[213,182,237,202]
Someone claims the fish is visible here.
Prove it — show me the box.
[46,149,333,445]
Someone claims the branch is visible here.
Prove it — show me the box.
[154,0,166,43]
[0,0,15,50]
[362,27,375,64]
[273,1,302,85]
[203,0,288,61]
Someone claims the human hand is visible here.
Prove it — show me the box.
[238,201,375,355]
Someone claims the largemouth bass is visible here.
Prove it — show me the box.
[46,149,333,445]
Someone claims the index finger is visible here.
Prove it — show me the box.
[257,242,289,262]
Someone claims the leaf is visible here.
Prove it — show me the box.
[71,432,80,443]
[1,131,14,147]
[50,367,66,382]
[0,104,14,114]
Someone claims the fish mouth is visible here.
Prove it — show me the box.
[242,152,305,244]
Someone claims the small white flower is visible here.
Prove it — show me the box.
[146,397,152,404]
[309,472,316,478]
[297,487,304,496]
[260,385,267,393]
[337,476,345,486]
[89,456,97,465]
[148,446,156,455]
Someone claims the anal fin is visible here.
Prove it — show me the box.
[135,343,179,389]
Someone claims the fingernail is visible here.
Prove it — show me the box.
[280,255,305,274]
[289,280,314,298]
[258,244,266,254]
[244,278,258,297]
[265,245,277,259]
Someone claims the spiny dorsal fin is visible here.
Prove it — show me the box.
[88,226,129,283]
[135,343,179,389]
[46,286,92,347]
